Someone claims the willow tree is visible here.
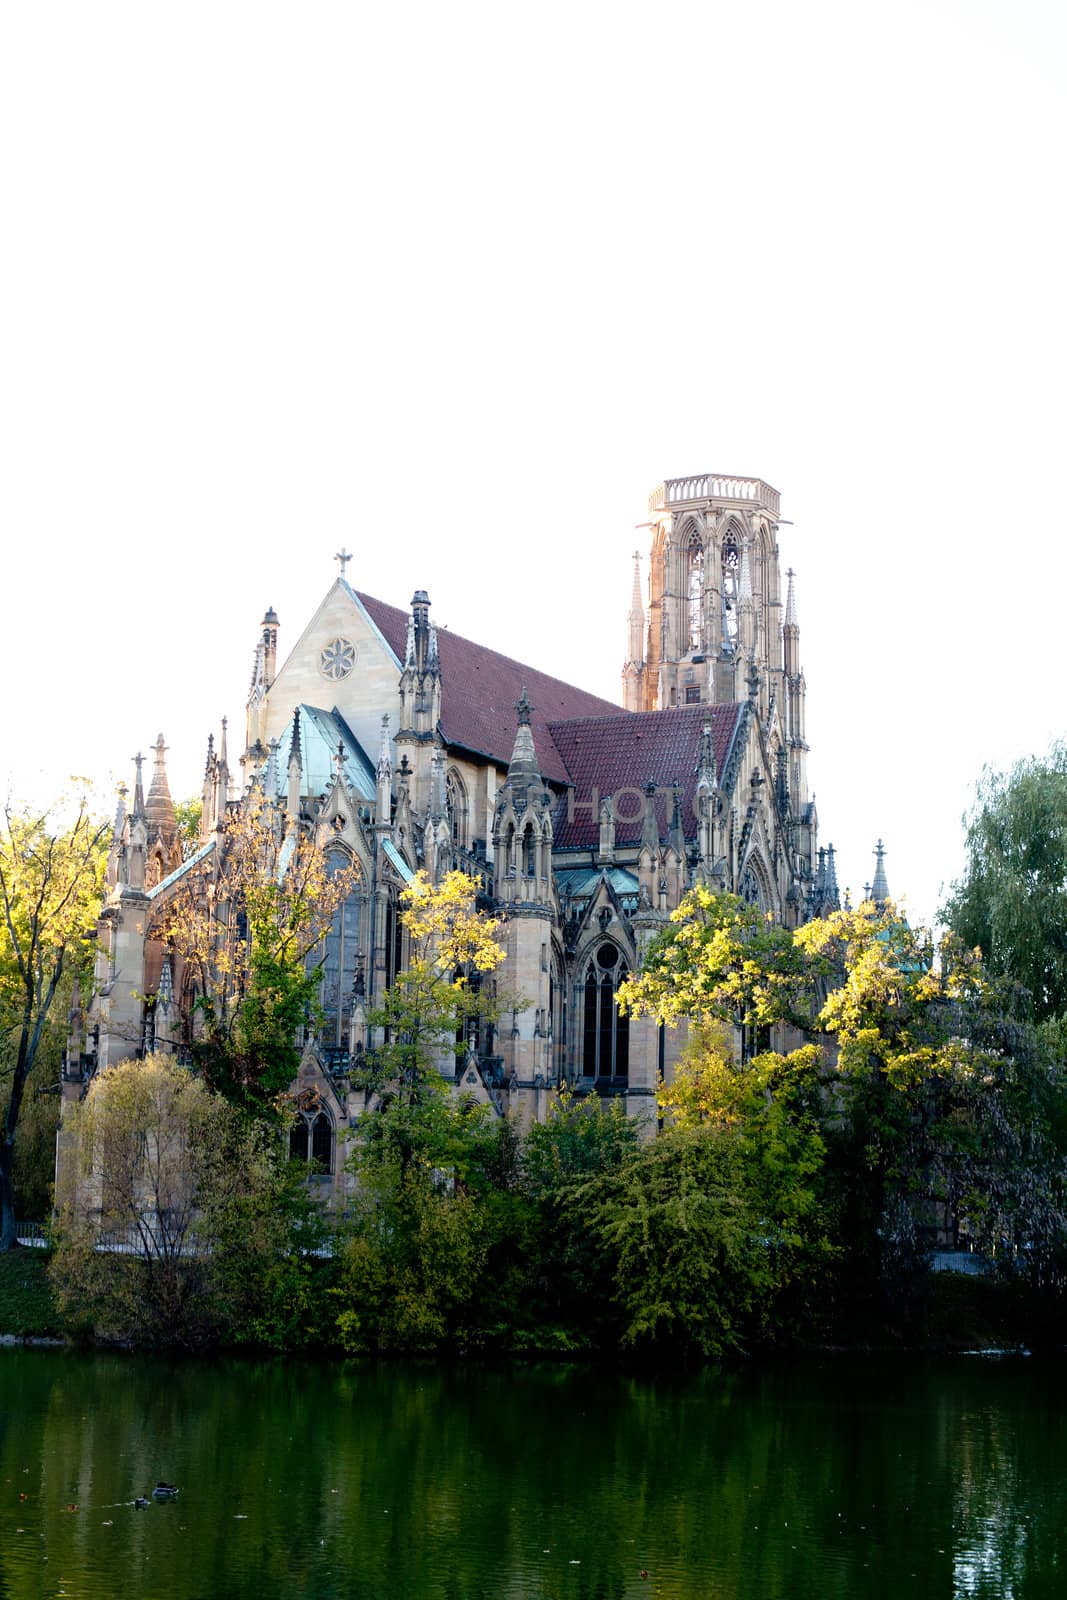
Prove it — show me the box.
[0,793,108,1250]
[943,746,1067,1022]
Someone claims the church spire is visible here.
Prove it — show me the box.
[784,567,800,679]
[622,549,648,712]
[696,720,717,793]
[641,778,660,850]
[286,716,302,818]
[627,550,645,664]
[217,718,230,817]
[126,752,147,891]
[784,567,798,628]
[871,840,890,905]
[825,843,840,909]
[263,737,280,802]
[668,780,685,857]
[506,688,542,797]
[145,733,178,845]
[105,783,128,887]
[260,607,279,690]
[411,590,432,673]
[375,715,392,829]
[130,751,146,823]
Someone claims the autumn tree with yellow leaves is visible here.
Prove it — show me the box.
[353,870,506,1171]
[620,890,1067,1314]
[160,794,361,1120]
[0,791,108,1250]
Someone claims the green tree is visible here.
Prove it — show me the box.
[354,869,506,1175]
[173,797,202,859]
[578,1128,780,1359]
[519,1090,640,1350]
[620,887,1067,1318]
[336,871,513,1353]
[334,1163,490,1353]
[943,746,1067,1022]
[0,792,108,1250]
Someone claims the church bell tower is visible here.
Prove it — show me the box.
[624,474,785,714]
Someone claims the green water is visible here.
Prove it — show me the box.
[0,1348,1064,1599]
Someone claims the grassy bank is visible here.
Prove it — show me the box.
[0,1248,63,1339]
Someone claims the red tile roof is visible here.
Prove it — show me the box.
[548,704,745,850]
[355,590,626,784]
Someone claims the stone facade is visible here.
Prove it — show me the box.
[61,473,838,1196]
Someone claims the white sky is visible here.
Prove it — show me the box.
[1,0,1064,929]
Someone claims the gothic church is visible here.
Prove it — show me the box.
[64,472,838,1192]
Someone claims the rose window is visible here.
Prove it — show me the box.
[319,638,356,681]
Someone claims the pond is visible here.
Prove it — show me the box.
[0,1347,1064,1598]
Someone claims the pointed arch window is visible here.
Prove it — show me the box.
[320,850,363,1048]
[290,1108,334,1175]
[384,887,406,995]
[445,769,468,851]
[721,530,741,648]
[580,943,630,1081]
[686,533,705,653]
[739,860,765,911]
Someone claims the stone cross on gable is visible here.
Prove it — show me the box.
[335,547,353,578]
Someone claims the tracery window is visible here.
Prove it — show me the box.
[721,531,741,648]
[384,890,405,988]
[581,943,630,1080]
[445,769,468,850]
[320,851,363,1047]
[687,535,705,652]
[290,1109,334,1174]
[739,862,764,911]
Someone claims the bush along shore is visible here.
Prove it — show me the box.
[0,1232,1056,1360]
[12,886,1067,1361]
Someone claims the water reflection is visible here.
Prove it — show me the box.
[0,1350,1064,1599]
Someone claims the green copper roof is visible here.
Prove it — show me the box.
[556,866,640,903]
[147,838,216,901]
[272,706,376,803]
[382,838,415,883]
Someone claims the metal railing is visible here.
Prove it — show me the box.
[15,1221,49,1248]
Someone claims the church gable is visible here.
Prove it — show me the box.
[261,580,403,761]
